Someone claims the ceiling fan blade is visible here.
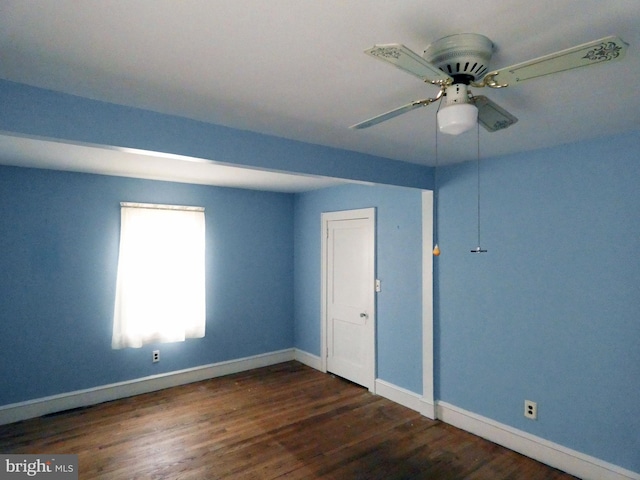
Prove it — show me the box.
[483,36,627,87]
[473,96,518,132]
[365,44,453,85]
[350,99,435,129]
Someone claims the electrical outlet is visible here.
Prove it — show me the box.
[152,350,160,363]
[524,400,537,420]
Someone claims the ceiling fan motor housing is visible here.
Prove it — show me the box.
[442,83,470,106]
[423,33,494,84]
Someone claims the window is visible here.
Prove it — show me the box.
[111,203,206,349]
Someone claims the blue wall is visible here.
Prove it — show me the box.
[293,184,424,393]
[436,131,640,473]
[0,168,426,405]
[0,166,294,405]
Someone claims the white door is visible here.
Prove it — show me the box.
[322,208,375,391]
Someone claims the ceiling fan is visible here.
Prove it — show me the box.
[351,33,627,135]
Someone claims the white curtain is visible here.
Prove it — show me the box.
[112,204,206,349]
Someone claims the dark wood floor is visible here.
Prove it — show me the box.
[0,361,578,479]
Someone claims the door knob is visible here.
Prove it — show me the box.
[360,312,368,318]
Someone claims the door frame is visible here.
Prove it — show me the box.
[320,207,376,392]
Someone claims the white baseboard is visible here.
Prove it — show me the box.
[293,349,322,370]
[374,379,436,420]
[420,398,436,420]
[437,401,640,480]
[0,348,295,426]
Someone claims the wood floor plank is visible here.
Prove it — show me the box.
[0,362,579,479]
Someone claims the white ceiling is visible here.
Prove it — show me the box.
[0,1,638,187]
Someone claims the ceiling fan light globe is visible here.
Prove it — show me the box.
[437,103,478,135]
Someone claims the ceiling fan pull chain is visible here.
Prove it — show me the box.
[433,96,445,257]
[472,122,487,253]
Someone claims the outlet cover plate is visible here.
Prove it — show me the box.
[524,400,537,420]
